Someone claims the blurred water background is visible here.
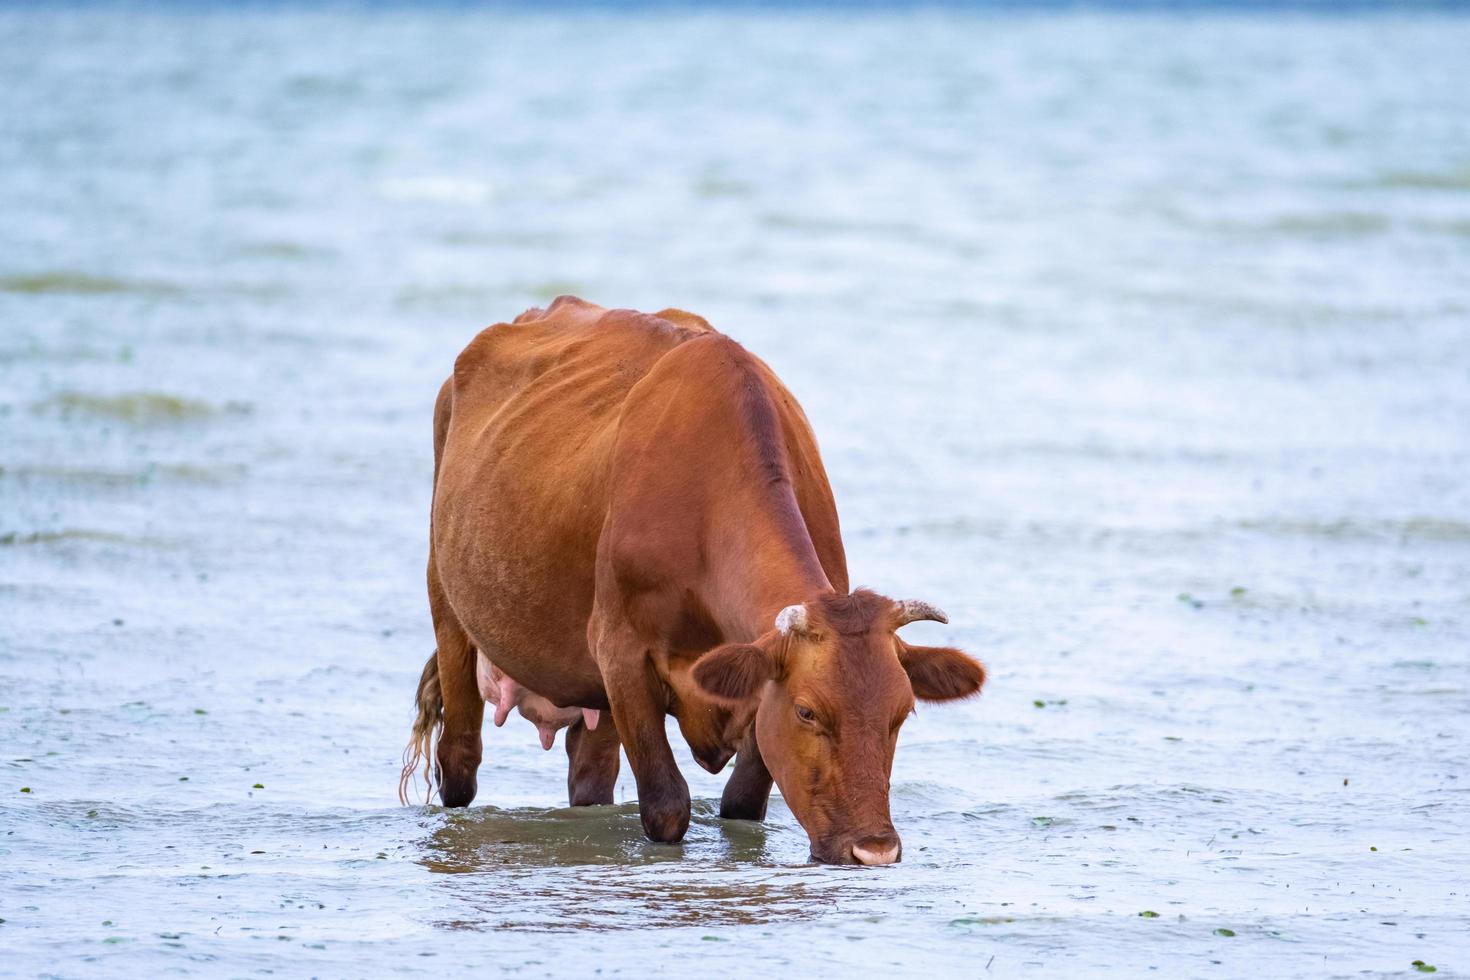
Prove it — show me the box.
[3,3,1469,976]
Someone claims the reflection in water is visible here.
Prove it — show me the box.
[421,803,697,871]
[416,803,864,932]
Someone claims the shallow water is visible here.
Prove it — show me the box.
[3,5,1469,976]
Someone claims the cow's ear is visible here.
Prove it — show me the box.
[694,640,776,702]
[897,641,986,702]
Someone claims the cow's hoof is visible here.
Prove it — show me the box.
[439,779,477,808]
[435,739,481,808]
[718,798,767,822]
[640,792,691,843]
[569,784,615,807]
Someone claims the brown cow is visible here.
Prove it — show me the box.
[401,297,985,864]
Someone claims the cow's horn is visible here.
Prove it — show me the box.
[895,600,948,626]
[775,604,810,635]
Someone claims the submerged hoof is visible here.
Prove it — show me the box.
[639,790,691,843]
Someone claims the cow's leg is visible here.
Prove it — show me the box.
[719,725,772,821]
[429,560,483,808]
[597,632,690,843]
[565,715,621,806]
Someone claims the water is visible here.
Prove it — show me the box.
[3,5,1469,975]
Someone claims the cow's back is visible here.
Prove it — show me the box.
[432,296,711,704]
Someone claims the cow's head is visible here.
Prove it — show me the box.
[692,590,985,865]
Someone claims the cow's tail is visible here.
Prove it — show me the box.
[398,650,443,804]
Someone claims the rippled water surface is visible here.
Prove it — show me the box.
[3,5,1469,976]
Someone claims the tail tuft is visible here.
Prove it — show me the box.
[398,651,444,804]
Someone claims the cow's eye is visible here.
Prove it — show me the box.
[795,703,817,725]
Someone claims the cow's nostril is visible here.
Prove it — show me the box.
[851,835,902,866]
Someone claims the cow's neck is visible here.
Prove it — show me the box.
[709,352,842,642]
[721,496,836,642]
